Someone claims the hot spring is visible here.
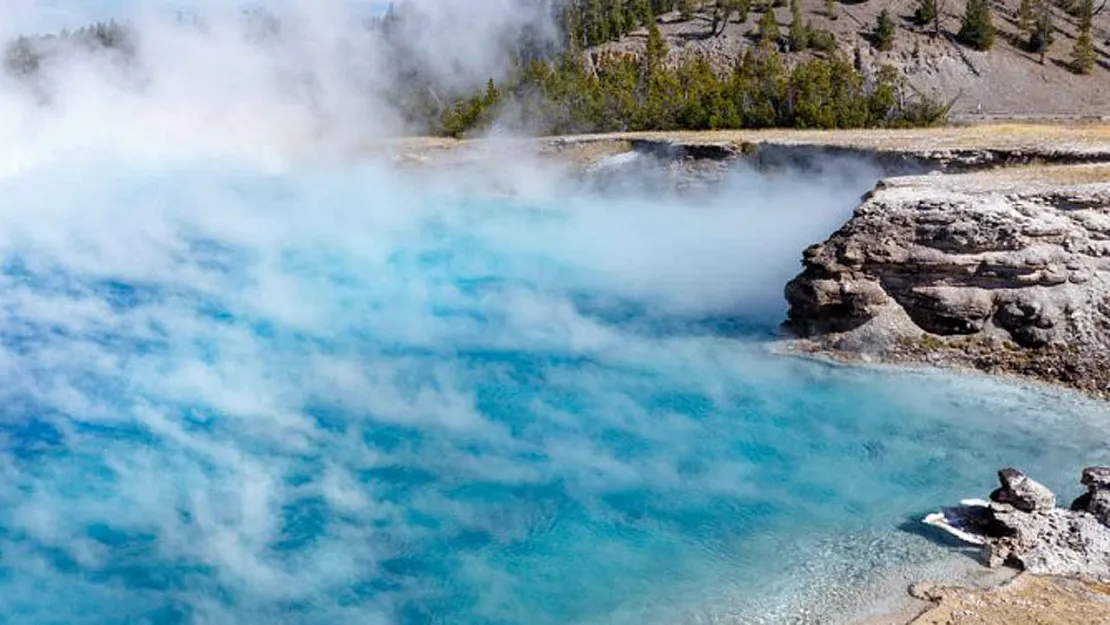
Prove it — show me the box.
[0,148,1106,625]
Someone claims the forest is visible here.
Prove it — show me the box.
[1,1,991,136]
[434,0,951,136]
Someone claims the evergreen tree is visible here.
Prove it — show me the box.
[3,36,40,76]
[869,64,902,122]
[826,0,839,19]
[789,0,809,50]
[915,0,937,27]
[1028,0,1053,63]
[645,19,668,71]
[1018,0,1033,31]
[758,6,781,46]
[584,0,611,45]
[958,0,995,50]
[1071,28,1095,74]
[1071,0,1095,73]
[874,8,896,51]
[610,0,628,37]
[736,45,786,126]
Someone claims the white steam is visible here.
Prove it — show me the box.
[0,0,560,173]
[8,4,1101,625]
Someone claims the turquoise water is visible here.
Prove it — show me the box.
[0,155,1107,625]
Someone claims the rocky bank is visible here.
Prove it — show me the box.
[926,467,1110,578]
[903,468,1110,624]
[783,164,1110,397]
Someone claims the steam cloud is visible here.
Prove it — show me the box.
[0,3,1038,624]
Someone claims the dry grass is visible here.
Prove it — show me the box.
[535,122,1110,152]
[1000,163,1110,185]
[878,162,1110,191]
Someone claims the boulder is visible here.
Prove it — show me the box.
[1089,491,1110,527]
[1082,466,1110,491]
[989,467,1057,512]
[924,467,1110,580]
[1071,466,1110,525]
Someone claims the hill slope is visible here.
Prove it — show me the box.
[591,0,1109,119]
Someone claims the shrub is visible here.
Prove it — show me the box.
[809,28,838,52]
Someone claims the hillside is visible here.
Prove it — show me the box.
[590,0,1109,119]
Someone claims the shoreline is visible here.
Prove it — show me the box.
[387,124,1110,623]
[381,122,1110,170]
[756,342,1110,624]
[770,338,1110,403]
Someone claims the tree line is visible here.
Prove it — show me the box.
[3,0,1101,137]
[440,0,950,136]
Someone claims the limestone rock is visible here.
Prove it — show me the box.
[987,506,1110,579]
[1088,491,1110,526]
[990,467,1057,512]
[1082,466,1110,490]
[1070,466,1110,526]
[924,467,1110,581]
[783,168,1110,397]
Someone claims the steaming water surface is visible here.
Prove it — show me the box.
[0,154,1107,625]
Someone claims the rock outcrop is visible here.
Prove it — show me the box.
[991,467,1057,512]
[783,165,1110,397]
[925,467,1110,580]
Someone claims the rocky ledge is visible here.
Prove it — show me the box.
[783,164,1110,397]
[925,467,1110,579]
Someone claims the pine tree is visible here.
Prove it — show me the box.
[758,6,781,46]
[1028,0,1053,63]
[958,0,995,50]
[1018,0,1034,31]
[1071,0,1095,73]
[789,0,810,50]
[610,0,628,37]
[646,19,668,71]
[1072,28,1095,73]
[874,8,896,51]
[584,0,610,45]
[915,0,937,27]
[826,0,839,19]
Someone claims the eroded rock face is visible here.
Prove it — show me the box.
[926,466,1110,580]
[784,169,1110,396]
[1071,466,1110,526]
[990,468,1057,512]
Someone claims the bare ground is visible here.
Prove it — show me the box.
[379,122,1110,168]
[595,1,1110,119]
[902,574,1110,624]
